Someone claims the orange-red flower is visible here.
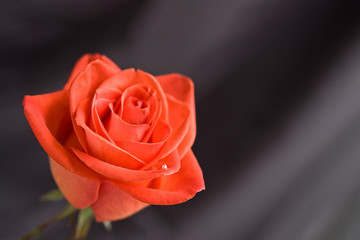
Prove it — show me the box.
[23,54,205,222]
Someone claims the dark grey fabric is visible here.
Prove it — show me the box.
[1,0,360,239]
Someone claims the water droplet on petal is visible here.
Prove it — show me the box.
[152,162,168,171]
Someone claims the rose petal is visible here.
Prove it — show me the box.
[115,120,170,162]
[141,95,190,169]
[96,70,166,143]
[63,131,83,151]
[96,68,136,91]
[92,71,153,142]
[157,74,196,158]
[135,70,168,121]
[69,59,121,152]
[106,103,150,142]
[89,88,122,144]
[23,91,73,170]
[91,182,148,222]
[64,54,100,90]
[90,97,116,144]
[23,91,101,181]
[49,157,100,209]
[98,70,168,121]
[75,98,147,169]
[112,150,205,205]
[122,97,148,125]
[72,148,180,182]
[156,73,194,104]
[64,54,119,90]
[141,94,161,142]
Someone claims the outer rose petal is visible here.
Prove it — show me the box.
[49,157,100,209]
[72,148,180,182]
[91,182,148,222]
[23,90,101,209]
[157,74,196,158]
[113,150,205,205]
[156,73,194,104]
[23,91,100,179]
[64,54,119,90]
[23,90,74,170]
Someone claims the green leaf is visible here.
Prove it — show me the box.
[103,221,113,233]
[39,189,64,202]
[74,207,94,239]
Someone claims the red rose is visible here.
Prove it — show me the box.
[23,54,205,221]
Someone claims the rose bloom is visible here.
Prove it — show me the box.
[23,54,205,222]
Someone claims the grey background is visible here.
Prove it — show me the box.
[1,0,360,239]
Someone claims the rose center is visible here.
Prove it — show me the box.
[131,97,147,109]
[121,96,149,125]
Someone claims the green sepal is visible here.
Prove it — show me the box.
[39,189,64,202]
[74,207,94,239]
